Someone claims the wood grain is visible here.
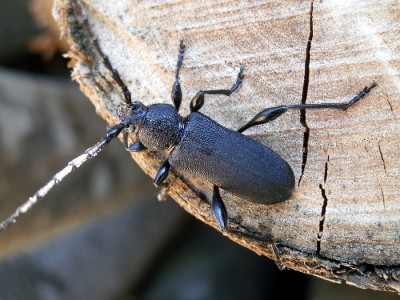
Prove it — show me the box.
[54,0,400,292]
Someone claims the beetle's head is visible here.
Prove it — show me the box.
[123,101,148,129]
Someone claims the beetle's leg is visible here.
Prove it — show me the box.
[71,0,132,107]
[212,185,228,230]
[122,130,146,151]
[238,81,377,132]
[190,66,245,112]
[171,39,185,112]
[154,160,170,187]
[127,141,146,152]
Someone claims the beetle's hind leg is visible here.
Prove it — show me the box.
[190,66,245,112]
[238,81,377,133]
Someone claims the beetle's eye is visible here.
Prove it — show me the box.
[131,103,140,112]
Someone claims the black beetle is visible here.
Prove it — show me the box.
[101,37,375,230]
[0,0,377,231]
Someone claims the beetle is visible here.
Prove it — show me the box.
[0,0,377,231]
[105,42,375,230]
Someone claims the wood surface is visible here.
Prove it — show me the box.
[54,0,400,292]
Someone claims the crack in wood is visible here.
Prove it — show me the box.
[380,186,386,211]
[377,141,387,176]
[298,0,314,186]
[323,154,329,183]
[317,155,329,254]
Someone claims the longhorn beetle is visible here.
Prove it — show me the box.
[0,0,377,231]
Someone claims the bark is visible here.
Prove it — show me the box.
[54,0,400,292]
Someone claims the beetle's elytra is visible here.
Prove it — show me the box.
[168,111,295,205]
[0,0,377,231]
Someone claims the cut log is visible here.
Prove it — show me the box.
[53,0,400,292]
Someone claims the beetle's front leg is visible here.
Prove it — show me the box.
[123,129,169,187]
[153,160,170,187]
[123,130,146,151]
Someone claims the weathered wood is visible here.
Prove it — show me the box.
[53,0,400,292]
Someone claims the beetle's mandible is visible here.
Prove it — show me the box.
[0,0,377,231]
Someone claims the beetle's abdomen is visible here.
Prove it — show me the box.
[169,112,295,204]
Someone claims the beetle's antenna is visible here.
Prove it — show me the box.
[71,0,132,107]
[0,123,126,231]
[0,140,106,230]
